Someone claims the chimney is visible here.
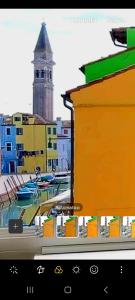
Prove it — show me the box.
[110,27,135,49]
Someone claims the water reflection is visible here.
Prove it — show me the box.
[0,183,70,227]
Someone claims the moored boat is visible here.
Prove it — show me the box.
[16,187,37,201]
[25,182,37,189]
[40,174,55,182]
[51,175,70,184]
[37,181,50,189]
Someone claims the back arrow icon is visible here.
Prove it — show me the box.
[104,286,109,294]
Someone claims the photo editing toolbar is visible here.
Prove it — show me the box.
[0,260,134,297]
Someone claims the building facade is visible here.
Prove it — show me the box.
[56,117,71,171]
[13,112,47,174]
[46,123,58,172]
[61,120,71,170]
[63,26,135,216]
[0,115,17,174]
[32,23,55,122]
[12,112,58,174]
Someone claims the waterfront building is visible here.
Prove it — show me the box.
[12,112,58,174]
[0,115,17,174]
[32,22,55,122]
[61,119,71,170]
[63,26,135,216]
[46,122,58,172]
[56,117,71,171]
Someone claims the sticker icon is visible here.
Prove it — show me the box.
[89,265,99,275]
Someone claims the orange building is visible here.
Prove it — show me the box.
[109,217,121,238]
[64,66,135,216]
[62,27,135,216]
[87,217,98,238]
[65,216,78,237]
[43,217,55,238]
[131,220,135,238]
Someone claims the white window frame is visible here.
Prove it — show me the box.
[6,142,12,152]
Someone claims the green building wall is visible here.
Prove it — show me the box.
[127,28,135,48]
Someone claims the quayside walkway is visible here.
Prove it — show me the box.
[0,174,36,207]
[0,171,70,208]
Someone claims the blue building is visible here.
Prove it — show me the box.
[0,115,17,174]
[56,117,71,171]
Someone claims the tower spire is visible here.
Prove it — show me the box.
[34,22,52,54]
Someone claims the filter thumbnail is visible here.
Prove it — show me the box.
[35,216,135,239]
[57,216,78,237]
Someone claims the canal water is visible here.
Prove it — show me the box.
[0,183,70,227]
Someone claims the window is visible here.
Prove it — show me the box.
[52,159,58,168]
[48,159,52,167]
[48,127,51,134]
[41,70,44,78]
[53,127,56,135]
[47,70,49,80]
[53,143,57,150]
[16,128,23,135]
[44,70,46,80]
[18,158,24,166]
[64,129,68,134]
[22,116,28,122]
[16,143,24,151]
[35,70,39,78]
[63,144,65,151]
[6,128,11,135]
[6,142,12,152]
[50,71,52,80]
[48,142,52,148]
[14,117,21,122]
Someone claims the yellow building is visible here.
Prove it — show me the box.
[13,112,58,174]
[46,123,58,172]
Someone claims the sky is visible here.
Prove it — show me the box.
[0,9,135,120]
